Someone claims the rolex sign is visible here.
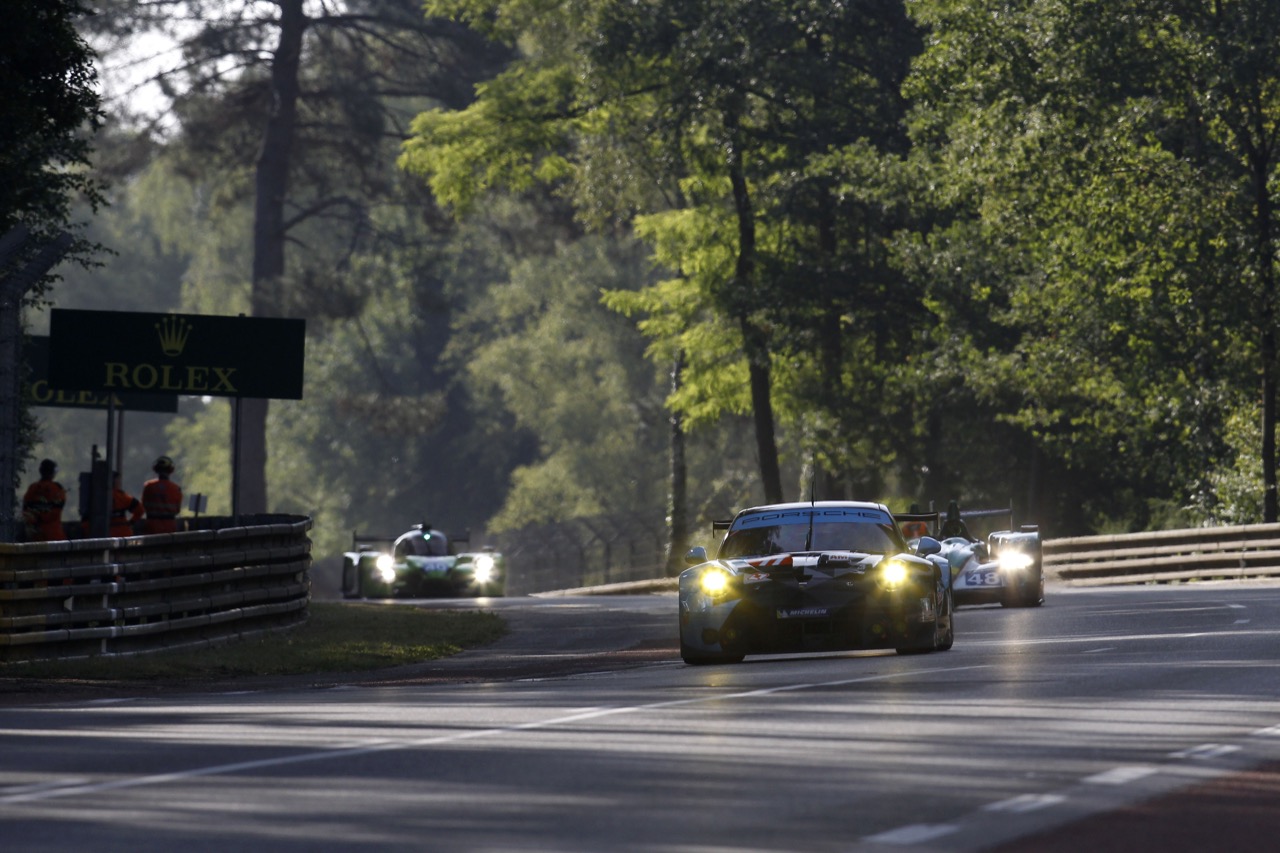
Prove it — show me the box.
[48,309,306,400]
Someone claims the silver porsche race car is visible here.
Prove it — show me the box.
[679,501,954,665]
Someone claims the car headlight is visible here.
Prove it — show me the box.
[880,559,910,589]
[473,554,496,583]
[999,550,1034,571]
[375,553,397,583]
[700,568,732,596]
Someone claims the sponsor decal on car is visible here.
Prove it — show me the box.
[734,507,893,530]
[746,555,794,568]
[776,607,832,620]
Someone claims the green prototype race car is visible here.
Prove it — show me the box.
[341,524,506,598]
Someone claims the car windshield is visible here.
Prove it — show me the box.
[718,509,901,559]
[394,530,449,558]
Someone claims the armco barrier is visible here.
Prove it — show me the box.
[549,523,1280,595]
[1043,522,1280,586]
[0,514,311,662]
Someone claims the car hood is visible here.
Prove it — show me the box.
[684,551,928,583]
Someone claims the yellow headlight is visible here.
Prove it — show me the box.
[999,550,1034,571]
[700,569,731,595]
[881,560,909,588]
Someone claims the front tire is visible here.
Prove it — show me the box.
[897,585,953,654]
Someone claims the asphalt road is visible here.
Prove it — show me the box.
[2,583,1279,851]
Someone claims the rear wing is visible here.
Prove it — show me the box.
[960,508,1039,533]
[349,532,395,552]
[959,507,1013,522]
[893,512,940,525]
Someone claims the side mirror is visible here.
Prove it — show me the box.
[685,546,709,566]
[913,536,941,557]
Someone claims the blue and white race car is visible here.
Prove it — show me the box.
[899,504,1043,608]
[679,501,954,665]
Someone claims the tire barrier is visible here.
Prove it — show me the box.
[0,514,311,662]
[1044,522,1280,586]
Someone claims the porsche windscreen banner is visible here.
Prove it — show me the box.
[48,309,306,400]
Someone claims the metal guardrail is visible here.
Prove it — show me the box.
[0,514,312,662]
[1043,523,1280,586]
[551,523,1280,595]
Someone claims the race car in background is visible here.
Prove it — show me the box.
[679,501,954,665]
[896,503,1043,608]
[341,524,505,598]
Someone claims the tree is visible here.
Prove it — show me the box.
[84,0,508,514]
[0,0,103,254]
[407,0,927,508]
[1,0,103,538]
[904,0,1264,529]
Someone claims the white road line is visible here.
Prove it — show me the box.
[983,793,1066,813]
[983,788,1064,809]
[0,779,91,797]
[1170,743,1241,760]
[1084,765,1159,785]
[0,664,990,805]
[863,823,959,844]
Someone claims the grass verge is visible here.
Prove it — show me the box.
[0,603,508,682]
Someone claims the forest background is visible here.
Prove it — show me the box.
[11,0,1280,575]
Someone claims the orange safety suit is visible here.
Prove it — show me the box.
[901,520,929,540]
[110,488,144,537]
[141,477,183,534]
[22,478,67,541]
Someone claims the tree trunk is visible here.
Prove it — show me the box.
[816,189,843,500]
[664,352,689,575]
[726,110,783,504]
[1257,156,1278,523]
[239,0,306,515]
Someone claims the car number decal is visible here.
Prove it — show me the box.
[963,568,1001,586]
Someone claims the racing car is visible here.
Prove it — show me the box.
[896,503,1043,608]
[341,523,505,598]
[679,501,954,665]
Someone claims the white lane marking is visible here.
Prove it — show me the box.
[983,793,1066,813]
[1234,619,1251,625]
[965,627,1280,648]
[1084,765,1159,785]
[864,824,959,844]
[1170,743,1241,760]
[0,664,990,804]
[1083,647,1114,654]
[0,779,91,797]
[1253,725,1280,737]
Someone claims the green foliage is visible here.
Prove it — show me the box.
[902,0,1272,529]
[0,0,104,267]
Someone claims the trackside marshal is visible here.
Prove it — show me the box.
[48,309,306,400]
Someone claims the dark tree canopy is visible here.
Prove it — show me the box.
[0,0,103,260]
